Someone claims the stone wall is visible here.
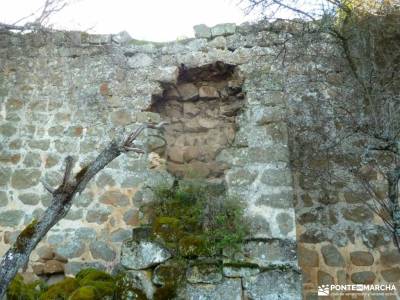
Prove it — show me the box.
[0,22,300,299]
[284,21,400,299]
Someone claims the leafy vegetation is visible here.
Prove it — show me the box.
[147,179,249,256]
[7,268,118,300]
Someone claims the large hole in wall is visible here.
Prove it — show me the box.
[149,62,245,178]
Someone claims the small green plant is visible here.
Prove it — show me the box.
[146,179,249,256]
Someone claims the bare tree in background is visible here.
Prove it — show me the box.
[0,122,167,298]
[0,0,71,31]
[242,0,400,250]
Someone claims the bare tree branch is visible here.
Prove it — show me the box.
[0,122,166,298]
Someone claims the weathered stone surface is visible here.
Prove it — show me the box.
[380,249,400,266]
[152,260,185,286]
[118,270,155,300]
[0,191,8,206]
[127,53,153,68]
[225,239,297,267]
[0,167,12,186]
[43,260,65,274]
[121,239,171,270]
[211,23,236,37]
[321,244,345,267]
[361,225,392,248]
[99,191,129,206]
[194,24,212,39]
[342,205,373,222]
[381,267,400,282]
[351,271,376,284]
[0,210,24,226]
[186,262,223,284]
[18,193,40,205]
[86,206,111,224]
[11,169,41,189]
[223,264,260,278]
[298,246,319,267]
[89,240,116,261]
[318,270,334,285]
[350,251,374,266]
[55,239,85,259]
[177,83,198,101]
[276,212,294,236]
[243,270,302,300]
[179,278,242,300]
[199,86,219,98]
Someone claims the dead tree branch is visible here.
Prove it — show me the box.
[0,122,166,298]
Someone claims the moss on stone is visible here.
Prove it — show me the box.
[153,284,177,300]
[179,235,210,258]
[39,277,79,300]
[76,268,116,296]
[114,272,147,300]
[152,216,181,242]
[7,274,45,300]
[15,219,38,252]
[68,286,97,300]
[145,179,248,257]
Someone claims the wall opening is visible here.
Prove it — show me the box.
[150,61,245,178]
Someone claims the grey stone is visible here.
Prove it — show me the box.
[0,167,12,186]
[321,244,345,267]
[18,193,40,205]
[225,239,297,267]
[194,24,212,39]
[128,53,153,68]
[0,123,17,137]
[120,239,171,270]
[11,169,41,189]
[0,210,24,226]
[28,140,50,150]
[110,228,131,242]
[223,265,260,278]
[74,192,92,207]
[351,271,376,284]
[112,31,132,44]
[361,225,392,248]
[0,191,8,206]
[243,270,302,300]
[89,240,116,261]
[47,234,65,245]
[276,212,294,236]
[86,206,111,224]
[55,239,85,259]
[23,153,42,167]
[179,278,242,300]
[186,263,222,284]
[65,209,83,220]
[211,23,236,37]
[118,270,155,300]
[95,173,115,187]
[75,227,97,241]
[87,34,111,44]
[260,169,292,186]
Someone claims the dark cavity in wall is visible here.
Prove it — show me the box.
[149,61,245,178]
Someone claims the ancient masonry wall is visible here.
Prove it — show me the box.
[0,23,300,298]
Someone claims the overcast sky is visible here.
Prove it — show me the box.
[0,0,257,41]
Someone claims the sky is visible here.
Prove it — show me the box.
[0,0,257,42]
